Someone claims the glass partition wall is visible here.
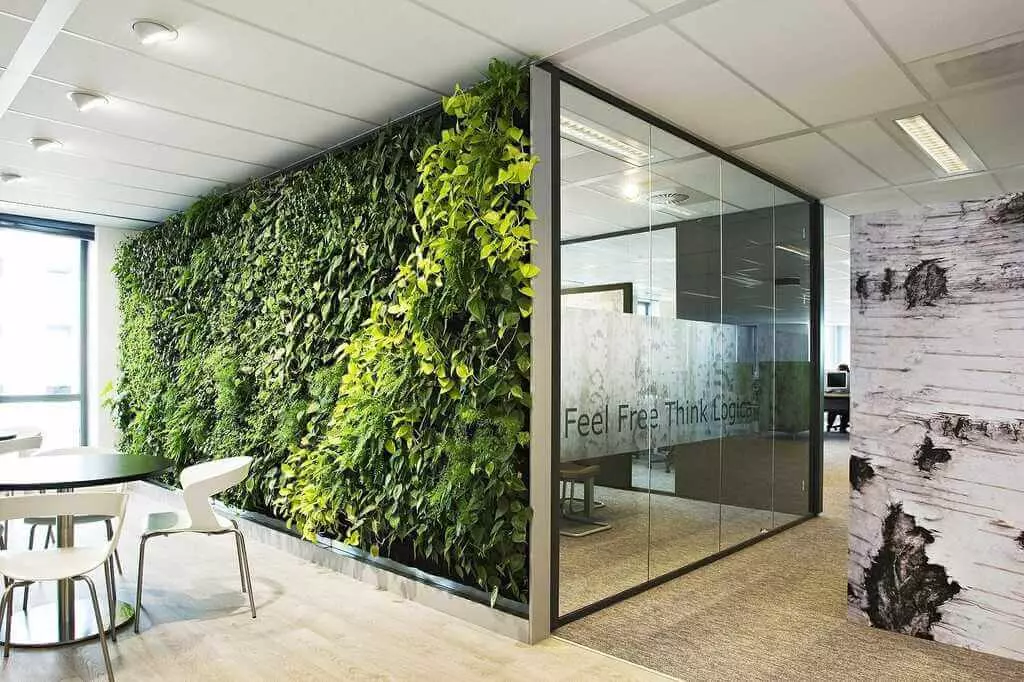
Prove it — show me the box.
[552,76,821,622]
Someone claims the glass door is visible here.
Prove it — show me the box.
[0,228,87,448]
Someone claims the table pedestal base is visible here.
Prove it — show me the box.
[2,599,134,647]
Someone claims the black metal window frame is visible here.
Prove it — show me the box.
[536,62,824,629]
[0,214,94,446]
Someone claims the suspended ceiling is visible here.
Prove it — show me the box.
[0,0,1021,229]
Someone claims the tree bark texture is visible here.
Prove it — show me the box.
[850,194,1024,662]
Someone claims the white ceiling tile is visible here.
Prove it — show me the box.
[824,120,934,185]
[561,149,635,184]
[901,173,1003,205]
[11,77,317,168]
[0,1,44,21]
[940,83,1024,170]
[0,138,217,196]
[631,0,697,11]
[851,0,1024,63]
[424,0,644,56]
[0,201,153,229]
[563,184,651,230]
[824,188,919,215]
[188,0,513,93]
[0,12,31,65]
[4,167,189,211]
[62,0,436,125]
[995,165,1024,192]
[737,133,887,198]
[674,0,922,125]
[564,25,804,147]
[35,34,372,148]
[0,181,172,222]
[561,139,589,159]
[0,111,267,182]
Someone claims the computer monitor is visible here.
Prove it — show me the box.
[826,371,848,390]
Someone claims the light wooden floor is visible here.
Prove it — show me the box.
[1,492,668,681]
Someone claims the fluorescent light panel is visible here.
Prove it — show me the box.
[775,244,810,259]
[560,115,650,164]
[894,114,969,175]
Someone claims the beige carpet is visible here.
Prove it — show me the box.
[560,486,801,615]
[557,436,1024,680]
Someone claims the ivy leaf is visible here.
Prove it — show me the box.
[519,263,540,279]
[468,295,485,322]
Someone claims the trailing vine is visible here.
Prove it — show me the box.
[112,59,534,601]
[279,60,535,600]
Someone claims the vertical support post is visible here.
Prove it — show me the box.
[808,200,824,515]
[528,64,559,642]
[80,238,89,446]
[56,513,75,640]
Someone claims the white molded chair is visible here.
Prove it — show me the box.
[134,456,256,633]
[0,492,126,681]
[0,426,42,548]
[21,447,126,613]
[0,426,41,457]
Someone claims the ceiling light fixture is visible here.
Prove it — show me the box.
[67,90,109,112]
[775,244,811,259]
[894,114,969,175]
[560,115,650,164]
[621,182,641,201]
[0,172,23,184]
[723,273,762,288]
[29,137,62,152]
[131,19,178,45]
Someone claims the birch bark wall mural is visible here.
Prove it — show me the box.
[849,192,1024,662]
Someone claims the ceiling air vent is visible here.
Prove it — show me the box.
[650,191,691,209]
[936,40,1024,88]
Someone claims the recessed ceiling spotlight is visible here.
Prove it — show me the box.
[0,172,23,184]
[131,19,178,45]
[894,114,969,175]
[67,90,109,112]
[29,137,63,152]
[620,182,641,201]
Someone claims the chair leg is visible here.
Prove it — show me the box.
[22,525,38,611]
[134,535,150,634]
[76,575,114,681]
[1,580,16,659]
[44,526,54,549]
[230,521,246,594]
[104,520,124,576]
[230,529,256,619]
[104,557,117,642]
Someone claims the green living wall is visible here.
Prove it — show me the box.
[112,61,535,600]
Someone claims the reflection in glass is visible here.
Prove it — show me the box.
[555,83,817,619]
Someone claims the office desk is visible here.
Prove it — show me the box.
[823,392,849,412]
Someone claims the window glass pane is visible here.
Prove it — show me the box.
[0,401,81,449]
[0,229,82,396]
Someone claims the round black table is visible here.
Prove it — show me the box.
[0,453,172,647]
